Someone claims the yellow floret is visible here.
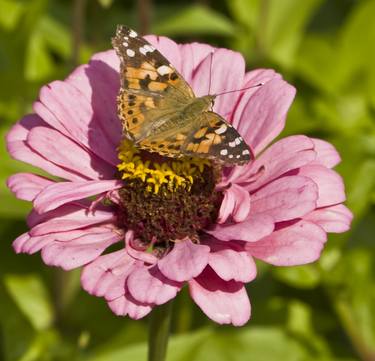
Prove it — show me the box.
[117,139,210,194]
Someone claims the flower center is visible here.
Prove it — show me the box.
[116,140,222,255]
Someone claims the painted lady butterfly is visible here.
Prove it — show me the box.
[112,25,252,165]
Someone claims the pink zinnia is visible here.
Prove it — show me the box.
[6,35,352,326]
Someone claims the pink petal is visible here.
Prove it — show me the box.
[145,35,182,73]
[231,135,316,190]
[7,173,53,201]
[158,239,210,282]
[13,233,31,253]
[231,69,282,129]
[207,238,257,282]
[127,265,182,305]
[243,69,281,88]
[20,226,113,254]
[233,78,296,154]
[189,267,250,326]
[297,165,346,207]
[34,81,118,166]
[311,138,341,168]
[66,53,122,147]
[90,49,120,73]
[125,231,158,265]
[41,230,121,270]
[251,176,318,222]
[217,187,235,224]
[191,48,245,116]
[6,113,47,141]
[178,42,214,83]
[26,126,115,180]
[6,117,84,181]
[207,213,274,242]
[246,220,327,266]
[217,184,250,223]
[108,293,152,319]
[304,204,353,233]
[33,180,123,213]
[29,204,115,235]
[81,249,137,301]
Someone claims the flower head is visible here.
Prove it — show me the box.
[6,34,352,326]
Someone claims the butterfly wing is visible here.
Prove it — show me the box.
[182,112,253,165]
[112,25,195,143]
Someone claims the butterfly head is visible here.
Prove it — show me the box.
[200,94,216,110]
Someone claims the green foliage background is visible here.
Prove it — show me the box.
[1,0,375,360]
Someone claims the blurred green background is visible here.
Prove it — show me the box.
[1,0,375,360]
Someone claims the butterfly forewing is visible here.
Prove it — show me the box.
[112,26,195,142]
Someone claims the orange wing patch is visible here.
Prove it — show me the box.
[138,132,188,157]
[117,91,156,138]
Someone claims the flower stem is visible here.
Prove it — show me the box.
[71,0,87,66]
[148,300,173,361]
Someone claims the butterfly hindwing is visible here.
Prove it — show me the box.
[182,112,252,164]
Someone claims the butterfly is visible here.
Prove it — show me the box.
[111,25,253,165]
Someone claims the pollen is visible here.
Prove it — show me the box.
[117,139,211,194]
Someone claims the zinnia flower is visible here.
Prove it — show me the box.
[6,34,352,326]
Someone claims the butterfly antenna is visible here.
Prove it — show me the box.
[214,83,264,97]
[208,51,214,95]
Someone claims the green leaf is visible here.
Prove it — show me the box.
[263,0,323,68]
[347,160,375,218]
[287,300,332,357]
[324,249,375,355]
[296,34,341,93]
[87,328,211,361]
[194,327,310,361]
[4,274,54,331]
[0,0,25,30]
[273,264,321,289]
[25,27,54,81]
[153,5,236,36]
[39,16,71,59]
[97,0,114,8]
[337,0,375,91]
[227,0,260,29]
[228,0,322,67]
[18,330,60,361]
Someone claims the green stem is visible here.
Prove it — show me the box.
[148,301,173,361]
[71,0,87,67]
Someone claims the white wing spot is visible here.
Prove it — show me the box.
[229,141,236,147]
[123,42,129,47]
[229,154,233,159]
[157,65,173,75]
[146,45,155,52]
[220,149,228,156]
[235,137,241,145]
[126,49,135,57]
[139,46,147,55]
[215,124,227,135]
[129,30,138,38]
[242,150,250,155]
[140,45,156,55]
[236,155,241,159]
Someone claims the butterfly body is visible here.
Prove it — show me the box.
[112,25,252,165]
